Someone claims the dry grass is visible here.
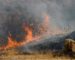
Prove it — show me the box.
[0,52,74,60]
[0,54,71,60]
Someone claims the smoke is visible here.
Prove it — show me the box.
[26,0,75,32]
[14,0,75,32]
[0,0,75,46]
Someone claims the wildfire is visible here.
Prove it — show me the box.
[0,24,36,50]
[40,13,50,33]
[40,13,65,35]
[24,26,33,41]
[0,13,65,50]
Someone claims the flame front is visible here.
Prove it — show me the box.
[0,25,35,50]
[0,13,65,50]
[24,26,33,41]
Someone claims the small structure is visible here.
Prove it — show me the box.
[64,39,75,53]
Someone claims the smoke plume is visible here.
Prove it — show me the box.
[0,0,75,48]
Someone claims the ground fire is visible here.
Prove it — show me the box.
[0,24,38,50]
[0,12,65,51]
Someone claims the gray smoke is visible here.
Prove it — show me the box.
[0,0,75,46]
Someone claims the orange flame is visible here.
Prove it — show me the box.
[40,13,50,33]
[0,13,65,50]
[24,26,33,41]
[40,13,64,35]
[0,25,35,50]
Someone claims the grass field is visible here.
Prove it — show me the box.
[0,54,73,60]
[0,51,74,60]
